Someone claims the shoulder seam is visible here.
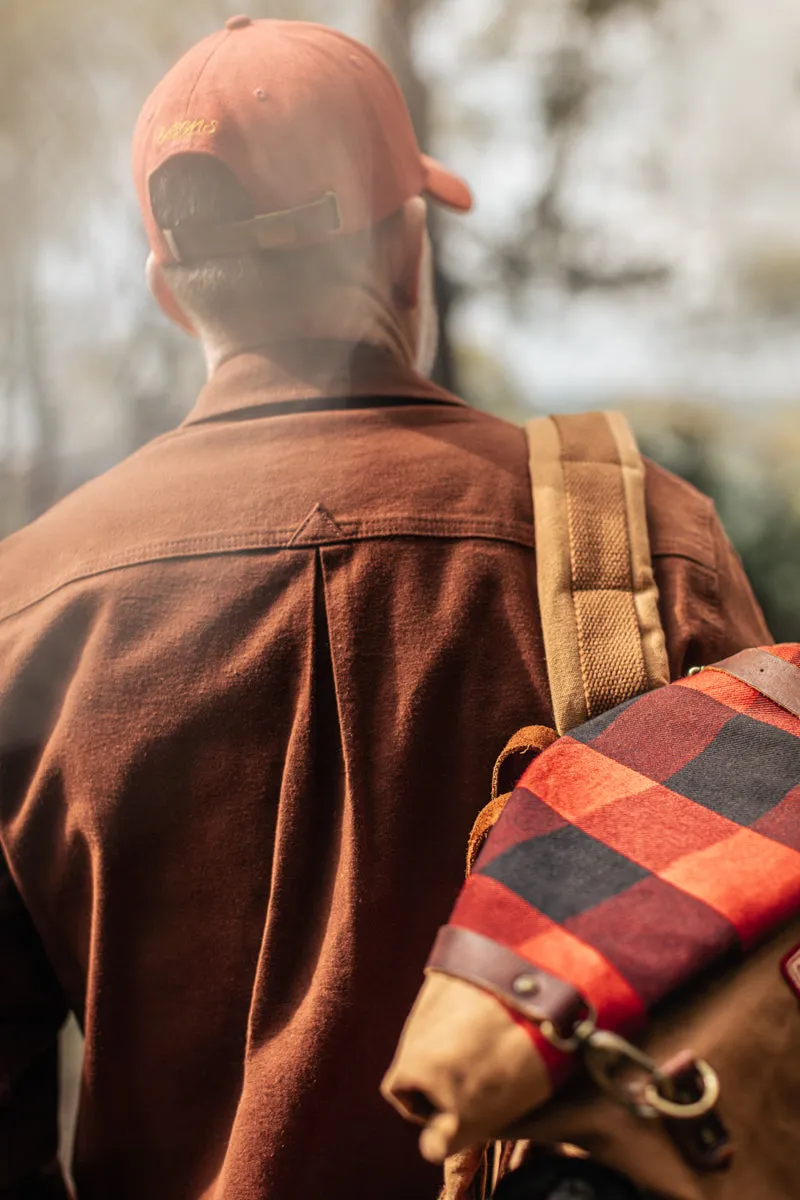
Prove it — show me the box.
[0,518,535,626]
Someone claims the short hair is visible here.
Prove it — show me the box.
[148,155,399,335]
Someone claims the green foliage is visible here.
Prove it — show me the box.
[734,242,800,318]
[452,342,531,425]
[629,406,800,643]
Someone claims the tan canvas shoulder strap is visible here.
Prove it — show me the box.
[527,411,669,734]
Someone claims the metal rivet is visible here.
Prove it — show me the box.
[513,974,540,997]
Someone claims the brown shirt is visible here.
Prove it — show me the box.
[0,344,769,1200]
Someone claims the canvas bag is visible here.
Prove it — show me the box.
[383,412,800,1200]
[496,413,800,1199]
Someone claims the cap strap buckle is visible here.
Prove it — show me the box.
[162,191,343,263]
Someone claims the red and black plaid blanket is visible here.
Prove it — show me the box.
[448,645,800,1073]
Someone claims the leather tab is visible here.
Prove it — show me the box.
[711,648,800,719]
[426,926,585,1038]
[466,793,512,878]
[781,942,800,999]
[466,727,558,876]
[491,726,558,803]
[657,1051,734,1172]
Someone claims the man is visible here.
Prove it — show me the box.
[0,16,769,1200]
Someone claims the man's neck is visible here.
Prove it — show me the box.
[204,337,413,384]
[181,340,465,429]
[197,278,421,380]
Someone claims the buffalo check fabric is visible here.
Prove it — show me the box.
[448,645,800,1061]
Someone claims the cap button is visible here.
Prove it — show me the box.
[225,14,252,30]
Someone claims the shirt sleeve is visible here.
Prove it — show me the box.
[0,848,70,1199]
[653,506,772,680]
[708,516,773,656]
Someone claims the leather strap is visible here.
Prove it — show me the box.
[426,926,585,1038]
[464,726,558,875]
[657,1051,734,1172]
[491,726,558,804]
[710,648,800,719]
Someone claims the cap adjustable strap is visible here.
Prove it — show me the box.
[161,191,343,263]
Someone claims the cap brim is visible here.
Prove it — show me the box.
[421,154,473,213]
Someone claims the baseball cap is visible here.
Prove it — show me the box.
[132,15,473,267]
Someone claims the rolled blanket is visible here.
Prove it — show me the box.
[449,644,800,1064]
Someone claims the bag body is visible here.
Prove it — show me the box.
[514,912,800,1200]
[459,646,800,1199]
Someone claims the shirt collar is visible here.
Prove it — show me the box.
[183,341,466,427]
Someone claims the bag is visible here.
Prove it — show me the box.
[383,412,800,1200]
[492,1151,645,1199]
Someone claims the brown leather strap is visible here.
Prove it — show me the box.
[466,795,511,878]
[491,726,558,804]
[657,1051,734,1173]
[426,926,585,1037]
[710,648,800,719]
[464,726,559,875]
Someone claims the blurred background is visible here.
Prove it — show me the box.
[3,0,800,649]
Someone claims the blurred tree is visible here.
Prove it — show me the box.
[734,240,800,318]
[453,343,530,424]
[580,0,661,16]
[0,0,198,524]
[1,3,63,520]
[373,0,461,392]
[0,0,325,530]
[1,0,797,639]
[630,403,800,643]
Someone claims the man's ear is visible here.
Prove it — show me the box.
[389,197,428,311]
[146,254,197,337]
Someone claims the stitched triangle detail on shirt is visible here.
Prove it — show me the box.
[288,503,346,546]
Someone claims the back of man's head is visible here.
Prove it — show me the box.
[132,17,471,369]
[148,155,426,364]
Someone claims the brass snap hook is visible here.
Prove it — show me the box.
[583,1029,663,1115]
[642,1059,720,1120]
[538,1006,598,1054]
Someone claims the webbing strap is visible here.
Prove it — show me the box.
[162,191,343,263]
[527,411,669,734]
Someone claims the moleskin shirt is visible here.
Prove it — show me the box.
[0,344,770,1200]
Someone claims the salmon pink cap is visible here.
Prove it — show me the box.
[132,16,472,265]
